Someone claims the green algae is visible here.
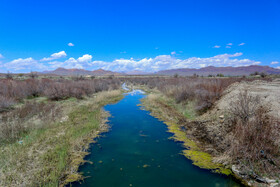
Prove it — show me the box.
[166,121,232,175]
[141,94,232,176]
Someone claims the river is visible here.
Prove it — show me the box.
[71,90,241,187]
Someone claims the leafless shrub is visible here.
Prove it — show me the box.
[229,90,260,123]
[0,78,121,104]
[0,96,15,112]
[124,76,242,113]
[72,75,86,81]
[44,82,69,100]
[229,91,280,175]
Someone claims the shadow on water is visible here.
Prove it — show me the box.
[69,90,242,187]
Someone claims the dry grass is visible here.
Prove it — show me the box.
[0,100,61,144]
[140,79,280,184]
[124,77,249,114]
[228,91,280,177]
[0,78,121,111]
[0,90,123,186]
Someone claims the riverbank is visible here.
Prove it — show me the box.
[139,82,280,187]
[0,90,123,186]
[70,86,241,187]
[140,92,232,174]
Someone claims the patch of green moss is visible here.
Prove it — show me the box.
[64,173,83,184]
[183,150,231,175]
[167,121,232,175]
[142,94,232,176]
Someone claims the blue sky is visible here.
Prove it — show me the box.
[0,0,280,72]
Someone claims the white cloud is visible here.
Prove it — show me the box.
[41,51,67,61]
[227,43,233,46]
[0,54,3,58]
[213,45,221,48]
[171,51,176,55]
[1,52,261,73]
[46,52,260,72]
[78,52,259,73]
[226,46,231,48]
[77,54,92,63]
[68,43,74,47]
[238,43,245,46]
[49,54,93,69]
[276,66,280,69]
[271,61,279,65]
[3,58,47,71]
[120,51,127,54]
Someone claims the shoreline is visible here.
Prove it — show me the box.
[61,110,111,186]
[140,91,249,186]
[0,90,124,186]
[61,91,124,186]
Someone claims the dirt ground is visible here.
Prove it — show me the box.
[212,79,280,119]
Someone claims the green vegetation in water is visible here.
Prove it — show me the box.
[141,93,232,176]
[73,89,240,187]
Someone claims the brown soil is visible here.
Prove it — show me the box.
[212,79,280,119]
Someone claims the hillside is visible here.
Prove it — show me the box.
[157,65,280,76]
[42,68,120,76]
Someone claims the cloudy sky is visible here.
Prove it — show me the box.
[0,0,279,73]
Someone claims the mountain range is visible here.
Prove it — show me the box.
[42,68,120,76]
[41,65,280,76]
[157,65,280,76]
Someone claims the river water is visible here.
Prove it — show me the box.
[71,90,241,187]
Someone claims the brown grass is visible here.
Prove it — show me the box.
[0,90,123,186]
[0,78,122,111]
[123,76,248,113]
[229,90,280,177]
[0,101,61,144]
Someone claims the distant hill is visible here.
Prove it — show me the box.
[125,70,150,75]
[157,65,280,76]
[42,68,120,76]
[92,69,121,76]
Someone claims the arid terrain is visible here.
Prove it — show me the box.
[213,79,280,118]
[137,77,280,186]
[0,75,279,186]
[199,79,280,186]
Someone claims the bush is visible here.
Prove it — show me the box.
[0,101,60,143]
[0,78,121,104]
[0,96,15,112]
[229,91,280,175]
[122,76,244,113]
[229,90,260,123]
[29,72,38,79]
[5,72,13,79]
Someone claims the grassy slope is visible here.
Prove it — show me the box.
[141,91,232,175]
[0,90,123,186]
